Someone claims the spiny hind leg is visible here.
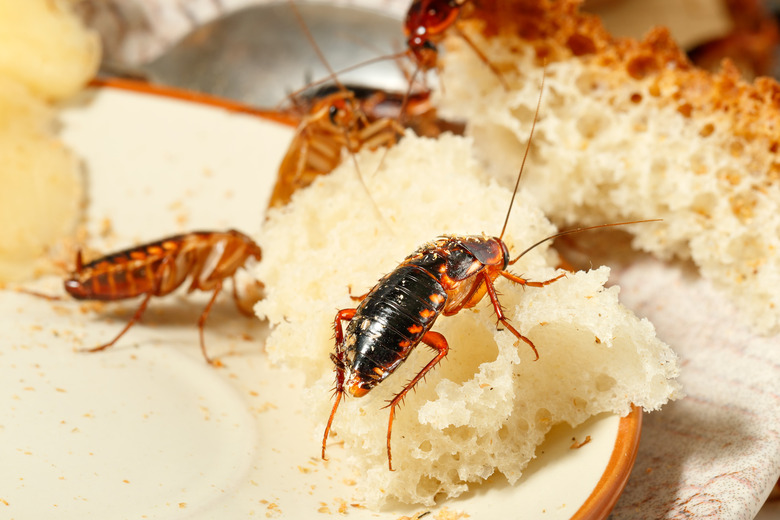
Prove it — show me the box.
[83,293,154,354]
[197,280,224,366]
[386,330,449,471]
[322,308,357,460]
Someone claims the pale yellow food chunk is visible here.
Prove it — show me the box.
[0,0,100,101]
[0,78,83,282]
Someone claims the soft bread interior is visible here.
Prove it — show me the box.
[435,4,780,334]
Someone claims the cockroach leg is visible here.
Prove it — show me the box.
[84,292,154,354]
[197,280,223,365]
[322,308,356,460]
[499,271,566,288]
[385,330,448,471]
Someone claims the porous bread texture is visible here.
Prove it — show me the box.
[0,0,100,101]
[434,0,780,333]
[254,134,680,507]
[0,77,83,282]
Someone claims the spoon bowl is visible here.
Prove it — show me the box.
[104,2,411,108]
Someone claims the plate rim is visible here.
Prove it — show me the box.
[77,78,644,518]
[572,405,643,519]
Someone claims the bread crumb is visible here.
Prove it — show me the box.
[435,507,469,520]
[570,435,592,449]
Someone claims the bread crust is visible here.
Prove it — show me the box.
[463,0,780,183]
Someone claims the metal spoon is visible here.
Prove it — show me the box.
[100,2,409,108]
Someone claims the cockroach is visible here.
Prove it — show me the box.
[404,0,507,87]
[267,1,405,209]
[269,88,404,208]
[285,84,464,139]
[64,229,262,365]
[321,72,658,470]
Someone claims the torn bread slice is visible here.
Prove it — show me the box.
[434,0,780,334]
[254,133,680,507]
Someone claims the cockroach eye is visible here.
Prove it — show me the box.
[328,105,340,124]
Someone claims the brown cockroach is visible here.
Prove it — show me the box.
[267,1,406,209]
[64,229,261,365]
[268,88,404,208]
[286,84,465,139]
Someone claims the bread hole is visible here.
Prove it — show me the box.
[718,166,742,186]
[566,33,597,56]
[770,162,780,182]
[677,103,693,118]
[498,424,510,441]
[572,397,588,411]
[535,407,552,425]
[576,110,609,139]
[699,123,715,138]
[595,373,616,392]
[729,192,757,223]
[729,140,744,158]
[510,103,537,124]
[725,233,764,273]
[689,153,708,175]
[416,475,441,497]
[648,83,661,97]
[515,418,529,433]
[630,92,643,104]
[691,192,717,219]
[418,440,432,453]
[449,425,472,442]
[626,54,658,79]
[437,314,500,385]
[574,70,605,95]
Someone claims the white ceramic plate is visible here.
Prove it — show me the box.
[0,82,640,519]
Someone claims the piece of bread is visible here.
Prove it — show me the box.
[434,0,780,334]
[254,133,681,507]
[0,0,100,101]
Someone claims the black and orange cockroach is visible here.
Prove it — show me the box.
[64,229,262,365]
[321,72,658,470]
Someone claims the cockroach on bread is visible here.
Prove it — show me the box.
[269,88,404,208]
[404,0,507,87]
[321,72,658,470]
[268,1,404,209]
[64,229,262,365]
